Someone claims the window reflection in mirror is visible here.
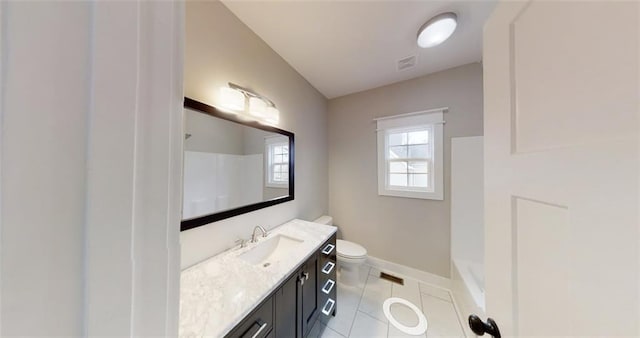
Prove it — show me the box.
[265,136,289,188]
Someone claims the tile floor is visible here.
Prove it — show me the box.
[308,265,466,338]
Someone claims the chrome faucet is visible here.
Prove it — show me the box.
[235,238,248,248]
[251,225,268,243]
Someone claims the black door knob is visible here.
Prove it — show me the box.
[468,315,501,338]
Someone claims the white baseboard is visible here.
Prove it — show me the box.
[366,255,452,289]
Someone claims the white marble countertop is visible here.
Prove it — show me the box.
[179,219,337,337]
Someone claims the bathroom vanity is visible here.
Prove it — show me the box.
[180,220,337,337]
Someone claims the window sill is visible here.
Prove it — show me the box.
[266,183,289,189]
[378,188,443,201]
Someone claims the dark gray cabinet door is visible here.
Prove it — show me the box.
[241,237,336,338]
[301,252,319,337]
[274,273,298,338]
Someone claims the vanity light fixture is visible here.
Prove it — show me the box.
[219,86,245,112]
[220,83,280,125]
[265,106,280,125]
[417,12,458,48]
[249,96,267,118]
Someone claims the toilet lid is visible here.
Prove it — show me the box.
[337,240,367,258]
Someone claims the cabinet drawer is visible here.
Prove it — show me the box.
[320,297,336,317]
[320,261,335,275]
[319,234,337,264]
[317,234,337,324]
[319,235,337,282]
[321,278,336,295]
[319,277,337,322]
[321,243,335,255]
[226,296,274,338]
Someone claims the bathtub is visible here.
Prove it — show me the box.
[452,258,485,311]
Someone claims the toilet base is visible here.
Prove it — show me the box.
[337,260,363,286]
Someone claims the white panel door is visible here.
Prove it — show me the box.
[483,1,639,336]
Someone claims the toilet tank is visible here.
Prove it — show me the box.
[313,215,333,225]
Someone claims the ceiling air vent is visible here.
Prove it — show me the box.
[397,55,417,71]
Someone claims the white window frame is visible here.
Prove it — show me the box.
[376,109,445,200]
[265,136,289,188]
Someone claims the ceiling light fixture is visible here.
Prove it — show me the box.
[417,12,458,48]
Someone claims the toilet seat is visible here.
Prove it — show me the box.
[337,240,367,259]
[383,297,428,336]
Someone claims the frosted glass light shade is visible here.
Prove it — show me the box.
[417,12,457,48]
[219,87,245,111]
[265,106,280,125]
[249,97,267,117]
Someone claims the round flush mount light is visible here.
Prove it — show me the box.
[417,12,458,48]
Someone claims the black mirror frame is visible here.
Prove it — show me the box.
[181,97,294,232]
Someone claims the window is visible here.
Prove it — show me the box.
[386,126,432,189]
[265,136,289,188]
[376,110,444,200]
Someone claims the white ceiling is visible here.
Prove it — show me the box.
[221,1,497,99]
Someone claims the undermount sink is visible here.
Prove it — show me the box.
[239,234,304,266]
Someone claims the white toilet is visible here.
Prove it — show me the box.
[313,216,367,286]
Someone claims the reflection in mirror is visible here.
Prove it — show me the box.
[264,135,289,189]
[181,98,294,231]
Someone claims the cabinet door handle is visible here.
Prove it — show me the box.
[322,279,335,294]
[321,298,335,316]
[250,321,268,338]
[321,243,335,255]
[321,262,335,274]
[298,275,305,286]
[303,272,309,281]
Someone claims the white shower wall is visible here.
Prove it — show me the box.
[183,151,263,219]
[451,136,485,309]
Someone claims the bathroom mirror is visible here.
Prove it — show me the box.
[181,97,294,231]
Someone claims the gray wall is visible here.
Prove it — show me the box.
[184,108,245,154]
[181,0,328,268]
[328,63,483,277]
[242,128,272,155]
